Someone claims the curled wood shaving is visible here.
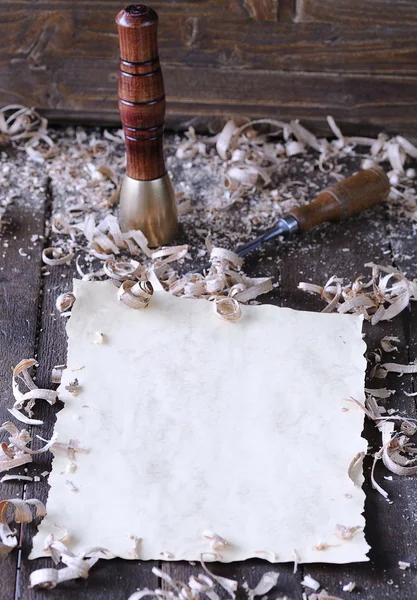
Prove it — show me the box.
[10,359,58,424]
[0,421,56,473]
[347,451,365,486]
[254,549,278,562]
[117,280,154,309]
[299,263,417,323]
[128,566,219,600]
[0,105,54,161]
[203,530,228,551]
[56,292,75,313]
[213,297,241,322]
[0,498,46,558]
[42,247,74,266]
[398,561,410,570]
[380,420,417,477]
[201,553,238,598]
[164,246,272,306]
[380,336,400,353]
[29,534,114,589]
[103,258,144,281]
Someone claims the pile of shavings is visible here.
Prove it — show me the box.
[178,116,417,222]
[299,262,417,324]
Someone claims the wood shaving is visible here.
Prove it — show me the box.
[203,530,228,551]
[308,592,343,600]
[0,474,33,483]
[377,361,417,378]
[342,582,356,592]
[334,525,361,541]
[253,549,278,562]
[299,263,417,323]
[398,561,411,570]
[56,292,75,313]
[301,575,321,591]
[128,566,219,600]
[380,336,400,353]
[201,553,238,598]
[0,498,46,558]
[42,247,74,266]
[11,358,58,424]
[312,542,336,551]
[293,548,300,573]
[347,451,365,486]
[0,421,56,473]
[29,534,113,589]
[247,572,279,600]
[51,364,67,384]
[0,105,53,161]
[103,258,144,281]
[65,379,80,396]
[212,297,241,322]
[117,280,154,309]
[92,331,106,345]
[365,388,394,399]
[65,480,78,492]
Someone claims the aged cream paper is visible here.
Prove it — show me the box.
[31,279,369,563]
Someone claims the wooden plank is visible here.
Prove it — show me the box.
[17,168,159,600]
[296,0,417,26]
[278,203,417,599]
[243,0,278,21]
[1,5,417,74]
[0,152,48,600]
[2,42,417,138]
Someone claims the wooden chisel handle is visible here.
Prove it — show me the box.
[288,167,390,231]
[116,4,166,181]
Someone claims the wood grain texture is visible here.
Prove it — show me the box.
[0,1,417,135]
[296,0,417,25]
[289,168,390,230]
[3,55,417,137]
[0,156,48,600]
[117,5,167,181]
[1,6,417,74]
[243,0,278,21]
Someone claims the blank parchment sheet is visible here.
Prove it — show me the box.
[31,279,369,564]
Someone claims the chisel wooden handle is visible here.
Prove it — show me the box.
[288,167,390,231]
[116,4,166,181]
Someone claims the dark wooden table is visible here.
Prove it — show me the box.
[1,134,416,600]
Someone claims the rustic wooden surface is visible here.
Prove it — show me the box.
[1,1,417,137]
[0,137,417,599]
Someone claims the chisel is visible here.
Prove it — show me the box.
[205,167,390,265]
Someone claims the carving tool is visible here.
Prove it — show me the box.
[116,4,177,245]
[201,167,390,268]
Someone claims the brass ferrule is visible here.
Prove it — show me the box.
[119,174,178,246]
